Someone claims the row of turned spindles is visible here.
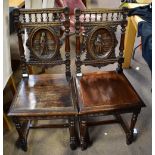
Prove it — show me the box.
[21,12,63,23]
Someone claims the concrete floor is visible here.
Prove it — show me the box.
[4,0,152,155]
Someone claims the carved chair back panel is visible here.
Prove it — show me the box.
[75,8,129,73]
[13,7,70,76]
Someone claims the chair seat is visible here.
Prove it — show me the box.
[75,71,145,115]
[8,74,77,117]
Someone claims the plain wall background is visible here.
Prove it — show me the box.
[3,0,12,89]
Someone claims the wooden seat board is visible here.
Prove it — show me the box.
[76,71,144,114]
[9,74,76,116]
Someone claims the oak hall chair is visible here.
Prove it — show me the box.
[8,7,78,151]
[74,8,146,150]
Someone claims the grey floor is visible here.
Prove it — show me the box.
[4,0,152,155]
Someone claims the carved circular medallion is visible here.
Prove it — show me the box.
[86,26,116,59]
[29,27,58,60]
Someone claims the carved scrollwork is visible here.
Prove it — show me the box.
[27,26,59,61]
[85,26,118,60]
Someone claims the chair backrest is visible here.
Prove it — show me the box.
[74,8,129,74]
[13,7,71,79]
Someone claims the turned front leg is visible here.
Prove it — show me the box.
[126,111,139,145]
[80,120,90,150]
[69,118,78,150]
[12,117,27,151]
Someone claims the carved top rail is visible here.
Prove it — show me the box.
[80,8,128,13]
[20,8,64,13]
[14,7,69,28]
[75,8,129,27]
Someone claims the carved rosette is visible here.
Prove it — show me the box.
[86,26,117,60]
[28,27,59,61]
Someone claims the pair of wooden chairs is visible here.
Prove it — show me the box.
[8,7,145,151]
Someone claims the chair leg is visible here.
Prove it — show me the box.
[13,117,27,152]
[126,111,139,145]
[80,120,90,150]
[69,118,78,150]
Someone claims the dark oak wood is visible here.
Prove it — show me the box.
[8,74,77,117]
[126,111,140,145]
[76,71,144,115]
[74,8,146,150]
[13,117,28,151]
[30,123,69,128]
[75,7,129,70]
[69,117,79,150]
[13,7,71,78]
[79,120,90,150]
[8,7,78,151]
